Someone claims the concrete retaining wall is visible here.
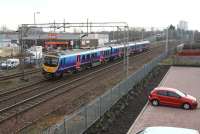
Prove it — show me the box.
[174,56,200,65]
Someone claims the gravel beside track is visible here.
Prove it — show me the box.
[0,68,40,81]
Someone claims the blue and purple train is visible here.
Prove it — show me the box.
[42,41,150,79]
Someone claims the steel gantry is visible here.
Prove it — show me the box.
[18,21,130,79]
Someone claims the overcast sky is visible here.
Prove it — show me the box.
[0,0,199,30]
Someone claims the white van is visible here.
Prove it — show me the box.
[136,126,199,134]
[1,58,20,69]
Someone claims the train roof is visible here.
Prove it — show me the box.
[135,40,150,44]
[44,40,150,58]
[110,40,150,48]
[45,47,111,58]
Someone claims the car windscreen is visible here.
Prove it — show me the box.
[43,56,58,67]
[176,90,186,97]
[136,130,145,134]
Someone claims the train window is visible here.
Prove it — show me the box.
[60,59,63,65]
[87,54,90,60]
[82,55,85,61]
[92,53,96,58]
[44,56,59,67]
[65,58,67,64]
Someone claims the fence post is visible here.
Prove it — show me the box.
[85,106,87,130]
[144,64,147,76]
[99,97,102,116]
[63,118,66,134]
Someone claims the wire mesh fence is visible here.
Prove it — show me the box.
[21,50,170,134]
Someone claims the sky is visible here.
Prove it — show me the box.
[0,0,199,30]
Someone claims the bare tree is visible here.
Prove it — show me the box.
[0,25,9,32]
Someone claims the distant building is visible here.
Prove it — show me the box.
[0,30,109,50]
[0,33,18,47]
[81,34,109,48]
[177,20,188,30]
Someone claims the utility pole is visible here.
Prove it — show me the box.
[165,28,168,53]
[141,29,144,41]
[34,12,40,24]
[90,22,92,33]
[126,26,129,77]
[20,25,25,81]
[63,19,66,32]
[54,20,56,32]
[192,30,195,45]
[34,13,35,24]
[118,26,129,78]
[87,18,88,36]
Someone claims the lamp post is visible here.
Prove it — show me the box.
[34,12,40,24]
[34,12,40,67]
[117,26,129,78]
[166,27,169,53]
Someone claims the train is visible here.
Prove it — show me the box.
[42,41,150,79]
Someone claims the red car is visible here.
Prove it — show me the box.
[149,87,198,110]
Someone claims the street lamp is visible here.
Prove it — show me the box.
[166,27,169,53]
[34,12,40,24]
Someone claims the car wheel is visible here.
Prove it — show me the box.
[151,99,159,106]
[183,103,191,110]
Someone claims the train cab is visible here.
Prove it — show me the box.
[42,54,60,78]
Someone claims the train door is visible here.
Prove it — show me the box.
[76,55,81,69]
[100,51,104,62]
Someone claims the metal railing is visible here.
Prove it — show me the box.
[20,50,170,134]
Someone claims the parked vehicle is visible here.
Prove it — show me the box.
[149,87,198,110]
[136,126,199,134]
[0,58,20,69]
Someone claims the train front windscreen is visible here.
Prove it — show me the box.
[43,56,59,67]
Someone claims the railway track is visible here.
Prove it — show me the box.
[0,44,171,133]
[0,59,125,123]
[0,45,163,98]
[0,47,159,124]
[0,69,40,81]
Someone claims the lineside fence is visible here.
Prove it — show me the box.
[20,48,174,134]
